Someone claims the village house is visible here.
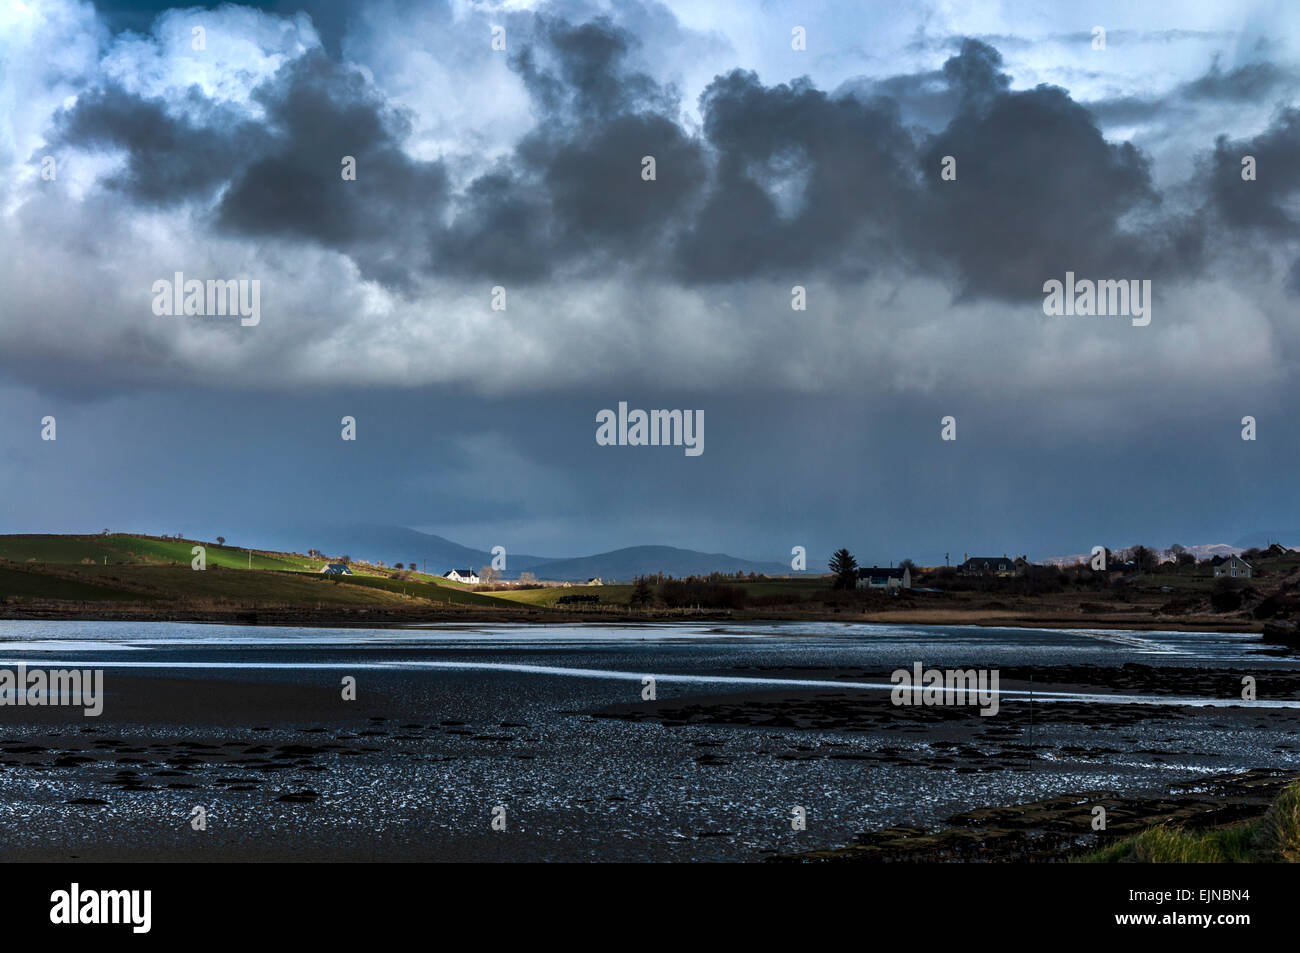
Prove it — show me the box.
[319,563,352,575]
[1212,555,1253,580]
[957,554,1018,577]
[856,566,912,591]
[443,568,480,584]
[587,577,603,586]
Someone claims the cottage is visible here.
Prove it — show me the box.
[587,577,603,586]
[958,554,1016,577]
[1212,555,1252,580]
[443,568,480,584]
[319,563,352,575]
[856,566,911,591]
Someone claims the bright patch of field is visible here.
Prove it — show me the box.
[489,585,633,606]
[324,572,521,607]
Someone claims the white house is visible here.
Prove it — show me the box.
[319,563,352,575]
[1213,555,1253,580]
[856,566,911,591]
[443,568,480,584]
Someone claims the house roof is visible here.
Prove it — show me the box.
[857,566,906,578]
[962,556,1011,566]
[445,568,477,576]
[324,563,349,571]
[1213,555,1251,568]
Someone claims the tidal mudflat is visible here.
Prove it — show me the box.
[1,620,1297,861]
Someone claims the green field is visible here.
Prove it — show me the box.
[0,534,321,571]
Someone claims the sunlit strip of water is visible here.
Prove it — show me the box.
[3,657,1298,709]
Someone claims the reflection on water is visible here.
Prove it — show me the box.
[0,619,1296,860]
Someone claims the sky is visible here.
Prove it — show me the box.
[1,0,1298,567]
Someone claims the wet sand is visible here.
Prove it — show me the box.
[0,662,1295,861]
[3,620,1299,861]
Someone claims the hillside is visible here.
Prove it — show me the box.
[0,534,522,612]
[251,525,793,580]
[284,524,552,574]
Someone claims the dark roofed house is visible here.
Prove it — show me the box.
[443,568,480,584]
[856,566,911,591]
[319,563,352,575]
[958,554,1016,577]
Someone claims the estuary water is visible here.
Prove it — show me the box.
[0,620,1297,861]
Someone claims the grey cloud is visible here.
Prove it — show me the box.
[1204,109,1300,235]
[916,44,1166,299]
[216,51,450,289]
[51,85,263,204]
[1088,60,1297,126]
[39,14,1300,306]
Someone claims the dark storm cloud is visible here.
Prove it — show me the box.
[674,69,918,282]
[1204,109,1300,235]
[51,50,450,288]
[676,40,1176,297]
[916,43,1165,299]
[51,85,263,204]
[47,16,1294,301]
[434,16,706,280]
[215,51,450,289]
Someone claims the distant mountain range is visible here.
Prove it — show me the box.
[276,524,793,581]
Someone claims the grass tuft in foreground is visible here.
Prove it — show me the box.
[1081,780,1300,863]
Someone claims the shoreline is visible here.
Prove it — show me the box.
[0,602,1273,635]
[775,768,1300,863]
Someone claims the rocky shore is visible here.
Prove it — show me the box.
[773,769,1299,862]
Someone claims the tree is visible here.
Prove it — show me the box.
[216,537,225,546]
[829,549,858,590]
[395,563,404,570]
[479,566,498,584]
[630,576,654,607]
[1130,545,1158,573]
[899,558,917,573]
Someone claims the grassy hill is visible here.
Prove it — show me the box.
[0,534,321,571]
[0,534,522,610]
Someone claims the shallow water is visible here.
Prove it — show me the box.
[0,620,1297,861]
